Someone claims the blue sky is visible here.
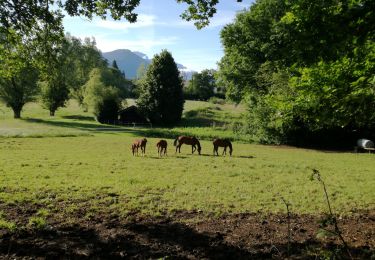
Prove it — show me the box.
[63,1,252,71]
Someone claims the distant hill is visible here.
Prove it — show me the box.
[102,49,196,80]
[102,49,149,79]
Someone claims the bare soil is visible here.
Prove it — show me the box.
[0,205,374,259]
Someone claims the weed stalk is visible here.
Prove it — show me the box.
[311,169,353,259]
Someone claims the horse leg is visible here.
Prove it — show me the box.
[192,145,196,154]
[223,147,226,156]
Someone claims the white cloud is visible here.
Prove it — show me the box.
[95,36,179,52]
[208,10,237,27]
[94,14,162,30]
[160,10,237,29]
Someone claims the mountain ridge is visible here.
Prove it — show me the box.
[102,49,195,80]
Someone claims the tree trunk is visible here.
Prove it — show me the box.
[13,108,21,119]
[50,110,55,116]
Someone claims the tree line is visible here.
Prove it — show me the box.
[1,0,240,124]
[0,30,185,125]
[0,32,130,119]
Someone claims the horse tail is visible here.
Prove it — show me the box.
[173,137,179,146]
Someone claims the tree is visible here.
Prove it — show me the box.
[112,60,119,70]
[83,68,122,123]
[0,65,39,118]
[66,35,108,109]
[185,69,216,100]
[218,0,375,145]
[0,31,39,118]
[39,74,69,116]
[39,34,73,116]
[137,50,184,125]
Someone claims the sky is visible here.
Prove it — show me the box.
[63,0,253,72]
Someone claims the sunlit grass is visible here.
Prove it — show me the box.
[0,135,374,220]
[1,99,374,224]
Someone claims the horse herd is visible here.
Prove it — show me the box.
[131,136,233,157]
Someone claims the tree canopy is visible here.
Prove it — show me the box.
[219,0,375,146]
[137,50,184,125]
[185,69,216,100]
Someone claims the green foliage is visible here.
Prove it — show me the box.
[289,42,375,131]
[38,35,76,116]
[0,32,39,118]
[137,50,184,125]
[184,69,216,100]
[65,35,108,108]
[177,0,219,29]
[83,68,123,123]
[218,0,375,145]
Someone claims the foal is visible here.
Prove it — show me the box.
[132,138,147,156]
[156,139,168,156]
[213,138,233,156]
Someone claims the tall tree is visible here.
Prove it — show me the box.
[38,25,71,116]
[137,50,184,125]
[0,31,39,118]
[66,35,108,109]
[112,60,119,70]
[83,68,122,123]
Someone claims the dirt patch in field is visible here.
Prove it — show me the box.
[0,207,374,259]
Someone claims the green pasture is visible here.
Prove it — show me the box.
[0,135,374,217]
[0,99,247,141]
[0,100,374,227]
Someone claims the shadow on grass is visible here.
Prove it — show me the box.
[198,154,255,159]
[1,219,370,259]
[0,221,255,259]
[61,115,95,121]
[22,118,148,136]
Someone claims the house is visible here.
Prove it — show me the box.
[118,105,149,124]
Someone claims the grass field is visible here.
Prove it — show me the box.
[0,99,247,141]
[1,100,374,221]
[1,100,374,258]
[1,135,374,217]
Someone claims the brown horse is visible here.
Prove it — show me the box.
[156,139,168,156]
[213,138,233,156]
[132,138,147,156]
[174,136,201,155]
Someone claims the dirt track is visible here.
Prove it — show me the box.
[0,209,374,259]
